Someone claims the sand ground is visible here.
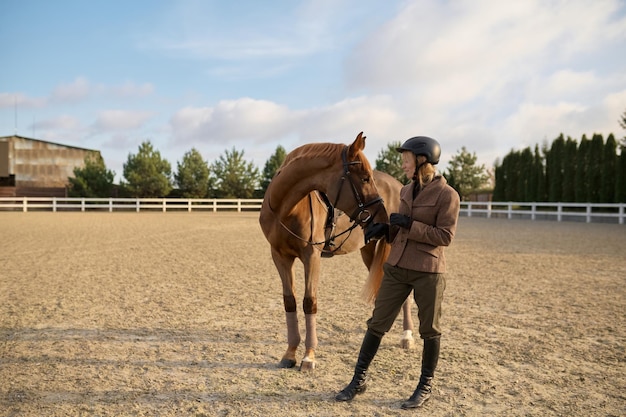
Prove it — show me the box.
[1,212,624,416]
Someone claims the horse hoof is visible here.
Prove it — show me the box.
[401,338,415,349]
[299,359,316,371]
[400,330,415,349]
[278,358,297,368]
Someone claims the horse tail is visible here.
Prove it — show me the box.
[361,240,391,304]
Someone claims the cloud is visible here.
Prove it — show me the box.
[108,81,155,98]
[35,115,81,130]
[170,98,294,145]
[92,110,153,132]
[51,77,91,103]
[0,92,47,109]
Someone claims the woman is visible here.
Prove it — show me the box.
[335,136,460,409]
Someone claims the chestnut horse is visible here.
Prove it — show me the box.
[259,132,414,371]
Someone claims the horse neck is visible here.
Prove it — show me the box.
[268,158,336,216]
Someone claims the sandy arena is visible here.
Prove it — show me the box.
[1,212,624,416]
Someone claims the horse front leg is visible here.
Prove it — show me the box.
[281,294,301,368]
[300,251,320,371]
[272,251,301,368]
[400,296,415,349]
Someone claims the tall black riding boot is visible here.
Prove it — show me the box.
[335,330,382,402]
[402,336,440,409]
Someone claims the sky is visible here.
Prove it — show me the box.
[1,0,625,182]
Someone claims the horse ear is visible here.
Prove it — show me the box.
[348,131,366,158]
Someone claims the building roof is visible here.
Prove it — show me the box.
[0,135,99,153]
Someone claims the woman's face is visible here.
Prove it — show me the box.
[401,151,416,179]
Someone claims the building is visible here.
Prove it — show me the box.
[0,135,101,197]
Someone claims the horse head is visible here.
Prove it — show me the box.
[325,132,389,230]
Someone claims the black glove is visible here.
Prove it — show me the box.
[364,222,389,244]
[390,213,412,229]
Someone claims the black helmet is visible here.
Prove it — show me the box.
[396,136,441,165]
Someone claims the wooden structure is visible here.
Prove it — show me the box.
[0,135,100,197]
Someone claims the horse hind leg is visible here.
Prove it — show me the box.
[400,297,415,349]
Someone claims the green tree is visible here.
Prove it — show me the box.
[493,158,505,201]
[588,134,604,203]
[616,145,626,203]
[68,153,115,197]
[562,137,577,202]
[531,145,546,201]
[375,141,407,184]
[444,147,489,200]
[618,114,626,202]
[209,147,260,198]
[260,145,287,195]
[122,141,172,197]
[175,148,210,198]
[575,135,590,202]
[546,134,565,202]
[601,134,617,203]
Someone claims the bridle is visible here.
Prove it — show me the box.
[335,146,384,225]
[278,146,385,255]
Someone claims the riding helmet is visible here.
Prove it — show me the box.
[396,136,441,165]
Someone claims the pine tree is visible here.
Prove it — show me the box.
[562,137,577,202]
[174,148,210,198]
[259,145,287,195]
[122,141,172,198]
[575,135,590,202]
[546,134,565,202]
[209,147,260,198]
[601,134,617,203]
[533,145,546,201]
[616,146,626,203]
[519,147,533,201]
[588,134,604,203]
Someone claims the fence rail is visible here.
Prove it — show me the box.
[0,197,263,213]
[0,197,624,224]
[461,201,625,224]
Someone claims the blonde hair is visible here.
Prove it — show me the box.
[415,155,437,187]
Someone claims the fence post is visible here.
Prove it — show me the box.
[52,197,57,212]
[109,198,113,213]
[586,205,592,223]
[507,203,513,219]
[487,202,492,219]
[162,199,166,213]
[620,204,624,225]
[557,203,562,222]
[188,199,192,212]
[212,200,217,212]
[531,203,536,220]
[467,202,472,218]
[23,197,27,212]
[81,198,85,212]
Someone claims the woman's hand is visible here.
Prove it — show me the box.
[390,213,412,229]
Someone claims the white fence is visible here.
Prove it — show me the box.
[0,197,263,213]
[461,201,625,224]
[0,197,624,224]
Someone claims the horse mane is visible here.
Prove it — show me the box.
[278,142,343,172]
[276,141,372,179]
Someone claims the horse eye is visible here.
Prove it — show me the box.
[362,176,370,184]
